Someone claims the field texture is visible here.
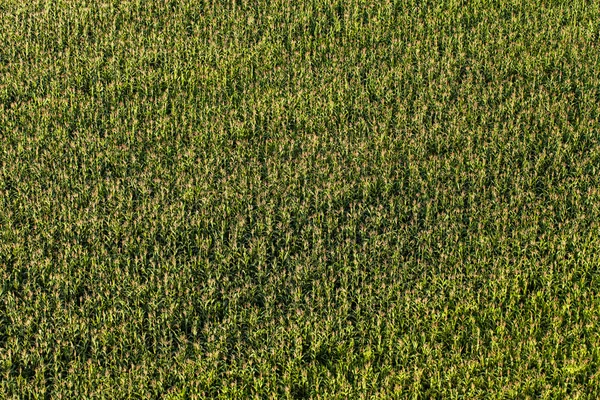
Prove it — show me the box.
[1,0,600,398]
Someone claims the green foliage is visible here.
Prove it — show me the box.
[1,0,600,398]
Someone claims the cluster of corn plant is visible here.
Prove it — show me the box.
[1,0,600,398]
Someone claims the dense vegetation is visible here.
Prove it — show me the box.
[1,0,600,398]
